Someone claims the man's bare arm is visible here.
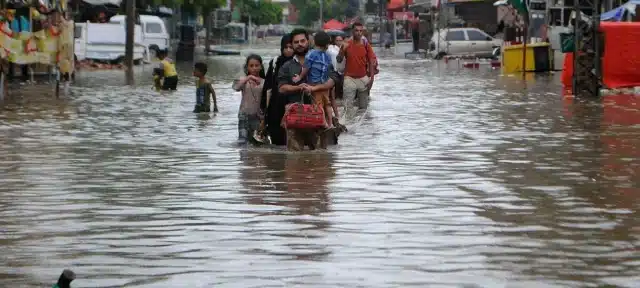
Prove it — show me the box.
[279,84,303,94]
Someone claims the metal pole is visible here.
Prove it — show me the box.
[248,14,252,46]
[594,0,601,97]
[392,19,397,47]
[0,71,4,102]
[379,0,385,48]
[572,4,581,96]
[320,0,324,27]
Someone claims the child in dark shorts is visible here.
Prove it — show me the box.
[192,62,219,113]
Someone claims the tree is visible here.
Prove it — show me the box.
[345,0,359,18]
[192,0,227,51]
[235,0,283,25]
[289,0,349,27]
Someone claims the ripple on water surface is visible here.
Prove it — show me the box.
[1,56,639,287]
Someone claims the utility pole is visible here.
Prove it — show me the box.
[124,0,135,85]
[572,0,602,98]
[379,0,385,48]
[320,0,324,26]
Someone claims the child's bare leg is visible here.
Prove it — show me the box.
[325,105,333,127]
[330,88,340,119]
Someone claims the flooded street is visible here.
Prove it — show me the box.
[1,51,639,287]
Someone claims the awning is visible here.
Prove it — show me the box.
[388,0,413,10]
[391,11,415,20]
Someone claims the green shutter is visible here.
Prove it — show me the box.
[507,0,528,15]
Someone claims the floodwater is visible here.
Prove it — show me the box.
[1,51,639,287]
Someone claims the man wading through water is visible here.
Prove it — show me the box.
[278,29,339,151]
[337,22,377,118]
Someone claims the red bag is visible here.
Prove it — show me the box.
[281,93,327,129]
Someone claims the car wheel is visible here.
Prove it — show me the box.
[435,52,447,60]
[148,47,158,60]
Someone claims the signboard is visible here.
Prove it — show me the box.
[392,11,415,20]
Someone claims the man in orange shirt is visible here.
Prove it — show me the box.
[336,22,377,117]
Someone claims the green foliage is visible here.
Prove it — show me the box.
[289,0,349,27]
[235,0,283,25]
[150,0,226,13]
[194,0,228,13]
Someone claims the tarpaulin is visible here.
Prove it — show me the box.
[601,22,640,88]
[562,22,640,89]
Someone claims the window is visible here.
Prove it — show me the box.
[530,1,546,10]
[467,30,489,41]
[145,23,163,34]
[446,31,465,41]
[74,26,82,39]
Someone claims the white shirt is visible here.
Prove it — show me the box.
[327,44,344,74]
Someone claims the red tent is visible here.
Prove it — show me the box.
[388,0,413,11]
[323,19,346,30]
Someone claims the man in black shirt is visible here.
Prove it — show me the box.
[277,28,340,151]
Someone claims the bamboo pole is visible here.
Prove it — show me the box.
[522,15,528,76]
[0,69,5,102]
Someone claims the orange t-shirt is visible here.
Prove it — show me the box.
[344,40,375,78]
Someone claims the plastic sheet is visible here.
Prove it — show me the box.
[562,22,640,89]
[601,22,640,88]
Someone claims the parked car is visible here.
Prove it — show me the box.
[429,28,503,58]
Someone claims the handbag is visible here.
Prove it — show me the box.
[281,92,327,129]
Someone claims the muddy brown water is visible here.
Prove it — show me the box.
[1,53,639,287]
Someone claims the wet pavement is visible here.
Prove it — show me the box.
[1,51,639,287]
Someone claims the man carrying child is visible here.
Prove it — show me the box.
[292,31,334,129]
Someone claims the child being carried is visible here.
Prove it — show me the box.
[292,31,334,129]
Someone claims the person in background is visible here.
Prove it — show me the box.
[233,54,266,145]
[153,50,178,90]
[383,30,393,54]
[6,9,29,83]
[411,18,420,52]
[337,22,377,117]
[261,34,294,146]
[292,31,334,129]
[98,12,107,23]
[327,35,344,123]
[192,62,219,113]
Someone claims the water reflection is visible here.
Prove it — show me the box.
[471,93,639,286]
[1,55,639,287]
[239,150,334,260]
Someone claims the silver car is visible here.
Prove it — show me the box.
[429,28,503,58]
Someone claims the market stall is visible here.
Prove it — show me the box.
[0,0,74,100]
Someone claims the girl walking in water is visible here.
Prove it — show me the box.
[232,54,266,145]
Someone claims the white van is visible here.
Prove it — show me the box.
[109,15,170,59]
[74,22,146,63]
